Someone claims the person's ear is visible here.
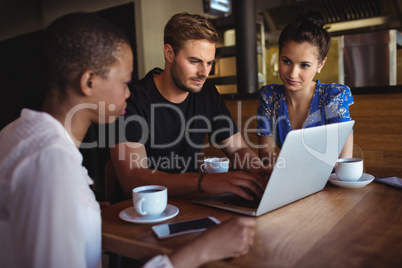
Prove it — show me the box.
[163,44,174,63]
[80,70,95,97]
[317,57,327,73]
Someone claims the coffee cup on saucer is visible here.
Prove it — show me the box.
[335,158,363,182]
[200,157,229,173]
[132,185,167,218]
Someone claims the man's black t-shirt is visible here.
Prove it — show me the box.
[119,68,238,173]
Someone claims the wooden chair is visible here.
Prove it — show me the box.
[104,161,141,267]
[105,159,128,203]
[104,159,118,203]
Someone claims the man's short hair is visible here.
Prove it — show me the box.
[43,12,130,98]
[164,12,218,54]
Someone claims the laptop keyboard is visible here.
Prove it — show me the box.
[223,196,261,209]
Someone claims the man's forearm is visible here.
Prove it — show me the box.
[117,166,200,197]
[229,147,262,172]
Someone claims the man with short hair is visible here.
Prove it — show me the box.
[111,12,270,200]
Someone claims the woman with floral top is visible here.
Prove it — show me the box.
[257,11,354,163]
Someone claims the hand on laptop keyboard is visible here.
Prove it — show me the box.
[222,187,261,209]
[200,171,265,201]
[224,194,261,209]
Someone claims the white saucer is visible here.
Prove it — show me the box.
[119,204,179,224]
[328,173,375,188]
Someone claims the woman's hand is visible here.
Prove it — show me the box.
[169,216,257,268]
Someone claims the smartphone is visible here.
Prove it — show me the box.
[152,216,220,239]
[375,177,402,189]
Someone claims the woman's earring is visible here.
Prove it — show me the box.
[317,70,321,73]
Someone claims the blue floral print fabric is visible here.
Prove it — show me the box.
[257,80,354,148]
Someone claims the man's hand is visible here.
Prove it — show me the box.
[201,171,268,200]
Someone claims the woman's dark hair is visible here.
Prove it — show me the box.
[43,12,130,99]
[278,10,330,63]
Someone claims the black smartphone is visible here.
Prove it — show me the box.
[152,216,220,239]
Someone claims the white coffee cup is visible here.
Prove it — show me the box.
[132,185,167,218]
[200,158,229,173]
[335,158,363,182]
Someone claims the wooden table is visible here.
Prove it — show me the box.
[101,181,402,267]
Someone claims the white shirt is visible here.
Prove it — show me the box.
[0,109,173,268]
[0,109,101,268]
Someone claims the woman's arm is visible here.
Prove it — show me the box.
[11,148,88,267]
[339,132,354,158]
[258,136,277,167]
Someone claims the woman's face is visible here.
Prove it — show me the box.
[93,43,133,124]
[279,40,325,92]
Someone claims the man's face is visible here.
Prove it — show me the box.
[170,39,215,93]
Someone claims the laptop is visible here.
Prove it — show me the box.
[192,121,355,216]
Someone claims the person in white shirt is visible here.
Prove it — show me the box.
[0,12,256,268]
